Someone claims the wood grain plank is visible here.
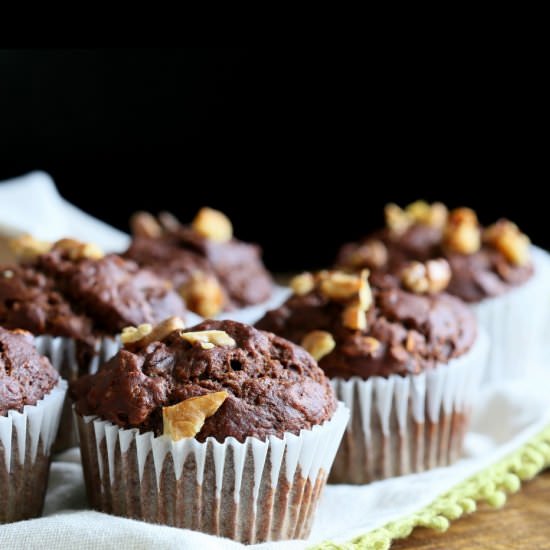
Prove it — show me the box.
[391,470,550,549]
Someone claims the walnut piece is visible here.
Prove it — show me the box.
[401,259,451,294]
[158,211,182,233]
[385,203,412,236]
[342,304,368,330]
[484,220,530,266]
[301,330,336,361]
[405,200,448,229]
[121,316,185,347]
[192,207,233,242]
[179,272,224,317]
[163,391,228,440]
[130,211,163,238]
[319,271,363,301]
[347,240,388,269]
[9,234,52,260]
[443,207,481,254]
[181,330,237,350]
[54,238,104,260]
[290,272,315,295]
[360,336,381,355]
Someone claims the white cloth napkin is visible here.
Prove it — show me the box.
[0,171,130,252]
[1,172,550,549]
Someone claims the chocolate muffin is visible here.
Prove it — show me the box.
[257,268,487,483]
[336,201,547,381]
[124,208,274,317]
[0,327,66,523]
[0,236,187,449]
[72,318,348,543]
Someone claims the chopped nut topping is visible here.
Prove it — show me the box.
[301,330,336,361]
[181,330,237,350]
[342,304,367,330]
[179,272,224,317]
[347,240,388,269]
[54,239,104,260]
[120,323,153,345]
[385,203,412,236]
[319,271,363,301]
[163,391,228,440]
[130,211,163,238]
[158,211,182,233]
[192,207,233,242]
[9,234,52,260]
[121,316,185,347]
[360,336,381,355]
[484,220,530,266]
[443,207,481,254]
[401,259,451,294]
[358,269,373,311]
[1,269,14,279]
[406,200,448,229]
[290,272,315,295]
[405,331,416,352]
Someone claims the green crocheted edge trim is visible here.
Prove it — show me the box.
[310,423,550,550]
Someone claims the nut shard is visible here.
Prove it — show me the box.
[181,330,237,349]
[301,330,336,361]
[163,391,229,440]
[130,211,163,238]
[179,272,224,317]
[192,207,233,242]
[121,316,185,347]
[401,259,451,294]
[290,272,315,295]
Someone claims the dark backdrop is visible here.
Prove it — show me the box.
[0,48,546,271]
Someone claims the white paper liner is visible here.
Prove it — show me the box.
[472,246,550,382]
[34,335,119,451]
[215,285,292,325]
[0,379,67,523]
[75,402,349,543]
[329,331,489,484]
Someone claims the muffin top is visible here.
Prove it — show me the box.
[0,237,187,347]
[0,327,59,416]
[336,201,534,303]
[256,268,476,380]
[71,318,336,442]
[124,208,274,316]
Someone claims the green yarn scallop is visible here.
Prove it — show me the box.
[310,423,550,550]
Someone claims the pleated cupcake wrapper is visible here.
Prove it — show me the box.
[75,402,349,544]
[0,380,67,523]
[329,331,489,484]
[34,335,119,451]
[472,246,550,382]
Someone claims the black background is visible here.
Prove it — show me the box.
[0,48,546,271]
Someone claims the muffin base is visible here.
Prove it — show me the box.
[75,402,349,543]
[329,332,488,484]
[0,380,67,523]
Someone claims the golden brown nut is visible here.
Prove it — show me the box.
[130,211,163,238]
[342,304,367,330]
[179,272,225,317]
[319,271,363,301]
[290,272,315,295]
[444,207,481,254]
[347,240,388,269]
[163,391,228,440]
[358,269,373,311]
[406,200,448,229]
[9,234,52,260]
[401,259,451,294]
[53,238,104,260]
[301,330,336,361]
[360,336,381,355]
[385,203,412,236]
[192,207,233,242]
[158,211,182,233]
[181,330,237,350]
[484,220,530,266]
[121,316,185,347]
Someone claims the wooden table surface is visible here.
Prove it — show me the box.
[391,470,550,549]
